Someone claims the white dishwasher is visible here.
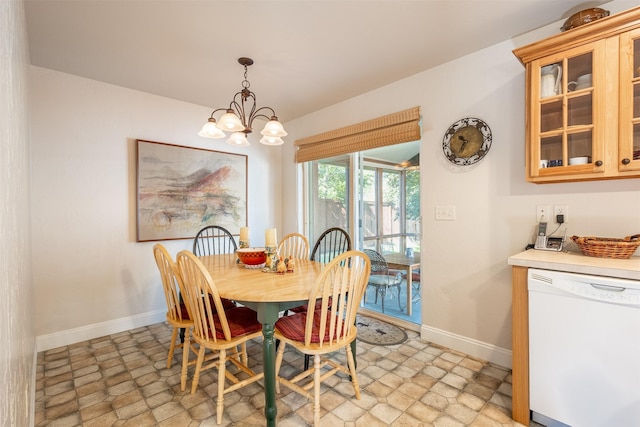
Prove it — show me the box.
[528,268,640,427]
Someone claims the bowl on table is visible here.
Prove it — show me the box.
[236,248,267,267]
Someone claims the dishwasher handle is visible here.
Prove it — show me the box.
[590,283,625,292]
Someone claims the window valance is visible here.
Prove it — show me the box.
[294,106,421,163]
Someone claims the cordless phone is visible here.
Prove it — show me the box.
[534,222,547,249]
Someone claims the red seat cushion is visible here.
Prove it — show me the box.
[179,296,236,320]
[288,298,325,314]
[179,302,191,320]
[275,311,343,343]
[211,306,262,339]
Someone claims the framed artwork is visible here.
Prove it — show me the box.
[136,140,247,242]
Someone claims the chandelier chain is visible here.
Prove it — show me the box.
[242,64,250,90]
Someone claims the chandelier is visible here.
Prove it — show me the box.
[198,57,287,147]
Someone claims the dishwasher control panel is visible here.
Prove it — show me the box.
[529,269,640,306]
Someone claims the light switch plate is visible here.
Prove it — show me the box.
[435,205,456,221]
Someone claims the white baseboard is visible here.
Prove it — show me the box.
[420,324,512,369]
[36,309,166,352]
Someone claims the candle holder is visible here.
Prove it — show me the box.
[264,246,278,270]
[239,240,250,249]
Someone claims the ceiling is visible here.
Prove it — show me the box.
[25,0,608,124]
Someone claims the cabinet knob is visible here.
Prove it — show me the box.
[621,158,631,165]
[595,160,603,167]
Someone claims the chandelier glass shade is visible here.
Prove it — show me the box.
[198,57,287,146]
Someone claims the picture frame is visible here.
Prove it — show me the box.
[136,139,247,242]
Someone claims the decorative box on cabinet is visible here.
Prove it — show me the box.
[514,6,640,183]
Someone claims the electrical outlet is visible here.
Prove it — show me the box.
[554,205,568,223]
[536,205,551,223]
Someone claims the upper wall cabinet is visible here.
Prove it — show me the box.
[514,6,640,183]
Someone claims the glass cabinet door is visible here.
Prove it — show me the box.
[516,6,640,183]
[531,41,605,178]
[620,29,640,171]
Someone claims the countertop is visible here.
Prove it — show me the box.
[508,249,640,281]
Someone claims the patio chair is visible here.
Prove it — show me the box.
[362,249,403,313]
[407,269,421,303]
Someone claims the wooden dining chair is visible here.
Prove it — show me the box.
[310,227,352,263]
[362,249,403,313]
[176,250,264,425]
[186,227,239,343]
[278,232,310,260]
[193,225,238,256]
[291,227,352,369]
[274,250,371,426]
[152,244,198,391]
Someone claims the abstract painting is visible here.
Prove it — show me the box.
[136,140,247,242]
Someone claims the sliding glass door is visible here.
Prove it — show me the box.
[362,167,404,252]
[304,141,421,325]
[306,155,352,245]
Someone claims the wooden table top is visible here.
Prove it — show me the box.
[199,254,323,303]
[384,252,421,268]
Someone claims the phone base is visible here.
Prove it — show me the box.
[534,236,563,251]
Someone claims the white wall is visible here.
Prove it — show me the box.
[0,0,35,424]
[30,67,283,349]
[281,4,640,366]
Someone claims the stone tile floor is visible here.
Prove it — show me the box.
[35,322,540,426]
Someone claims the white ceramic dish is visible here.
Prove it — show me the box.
[568,73,592,91]
[568,156,589,165]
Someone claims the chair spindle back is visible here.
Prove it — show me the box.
[193,225,238,256]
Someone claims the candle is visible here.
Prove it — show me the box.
[265,228,277,247]
[240,227,249,242]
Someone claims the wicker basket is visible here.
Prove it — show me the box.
[571,234,640,259]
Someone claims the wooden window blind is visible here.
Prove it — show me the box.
[294,107,421,163]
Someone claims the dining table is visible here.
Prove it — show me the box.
[198,253,325,427]
[384,252,421,316]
